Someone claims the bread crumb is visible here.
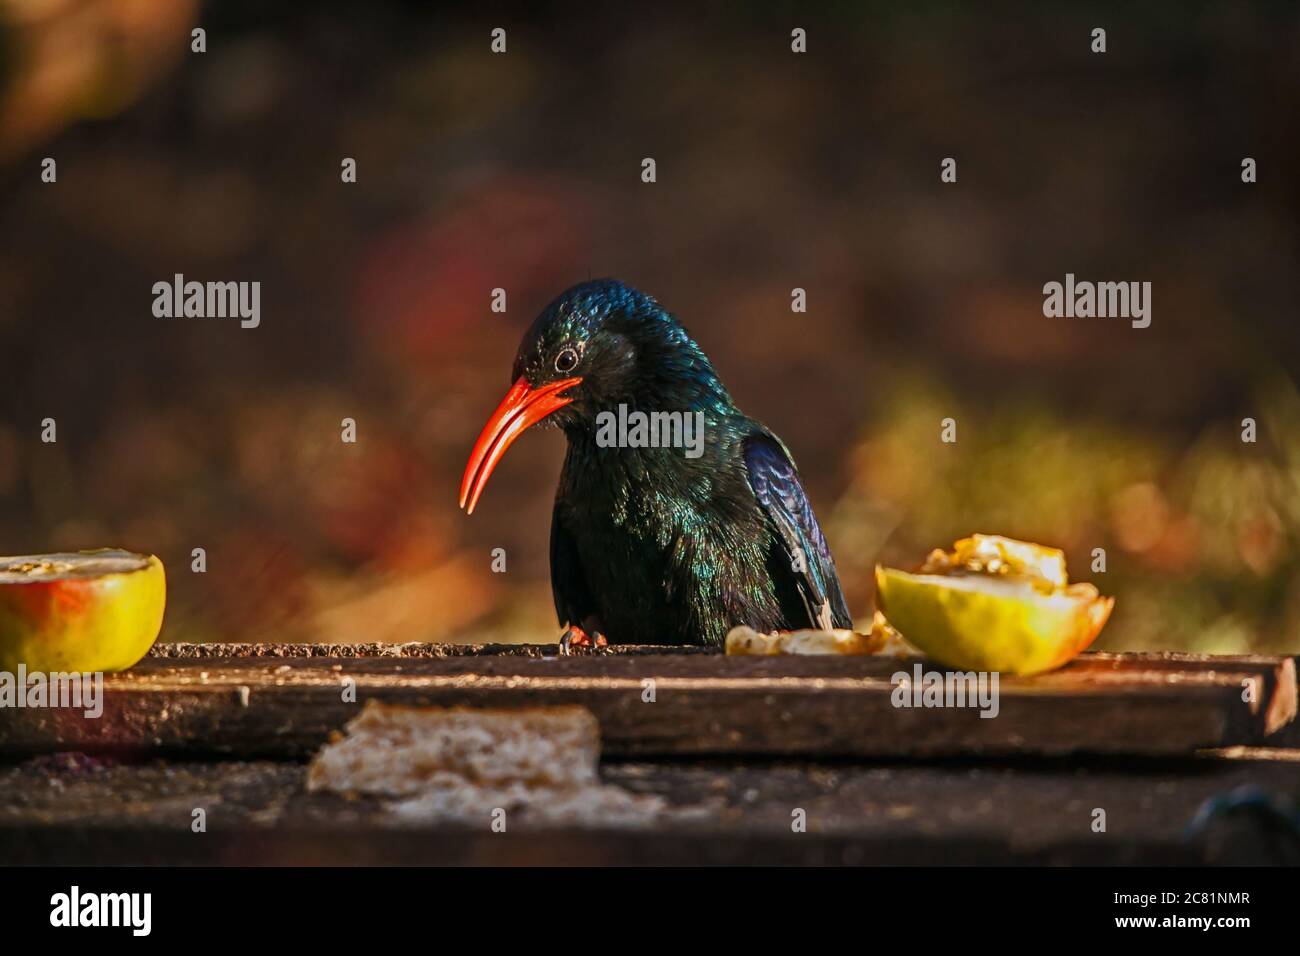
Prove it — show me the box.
[308,702,668,828]
[725,613,917,656]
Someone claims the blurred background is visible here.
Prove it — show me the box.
[0,0,1297,653]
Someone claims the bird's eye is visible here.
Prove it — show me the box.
[554,347,580,374]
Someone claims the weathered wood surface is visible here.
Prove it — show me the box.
[3,751,1298,865]
[1,647,1293,759]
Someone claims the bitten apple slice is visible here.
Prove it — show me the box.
[0,550,166,673]
[875,535,1112,676]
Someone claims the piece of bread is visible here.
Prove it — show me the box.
[389,781,668,827]
[725,625,873,655]
[725,613,918,657]
[307,703,600,796]
[308,702,671,827]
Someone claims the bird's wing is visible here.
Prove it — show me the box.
[549,501,597,629]
[742,432,852,631]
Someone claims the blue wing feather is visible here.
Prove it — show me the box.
[743,433,852,630]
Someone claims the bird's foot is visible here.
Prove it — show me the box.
[559,625,608,655]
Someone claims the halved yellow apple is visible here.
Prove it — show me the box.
[0,550,166,673]
[875,535,1112,676]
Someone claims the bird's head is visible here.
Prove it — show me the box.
[459,279,728,514]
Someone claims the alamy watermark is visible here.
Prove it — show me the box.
[152,273,260,328]
[1042,273,1150,328]
[595,404,705,458]
[0,665,103,718]
[50,885,151,936]
[891,663,1000,719]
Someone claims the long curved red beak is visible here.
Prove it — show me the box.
[459,375,582,515]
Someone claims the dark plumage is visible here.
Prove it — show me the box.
[460,279,851,647]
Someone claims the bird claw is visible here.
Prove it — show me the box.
[559,625,608,655]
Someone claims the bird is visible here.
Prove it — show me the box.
[459,279,851,649]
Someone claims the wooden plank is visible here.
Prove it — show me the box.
[1,650,1293,759]
[1073,652,1297,738]
[0,820,1204,867]
[5,751,1300,865]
